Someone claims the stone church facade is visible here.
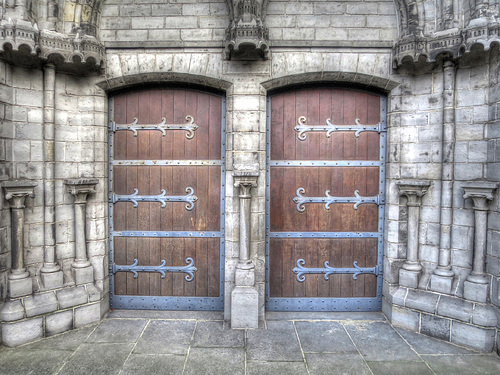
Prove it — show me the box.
[0,0,499,354]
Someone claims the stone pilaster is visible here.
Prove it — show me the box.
[462,182,498,303]
[396,180,431,289]
[231,171,259,329]
[2,181,37,298]
[65,179,99,285]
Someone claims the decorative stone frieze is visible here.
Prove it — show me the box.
[224,0,270,61]
[396,180,431,289]
[462,182,498,303]
[2,180,37,298]
[0,19,104,74]
[64,178,99,285]
[393,20,499,67]
[231,171,259,329]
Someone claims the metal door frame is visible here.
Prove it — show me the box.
[265,88,386,312]
[107,91,226,310]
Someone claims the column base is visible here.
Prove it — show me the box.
[399,268,421,288]
[8,277,32,298]
[464,280,489,303]
[72,265,94,285]
[430,273,453,294]
[231,286,259,329]
[71,259,91,269]
[235,262,255,287]
[40,270,64,290]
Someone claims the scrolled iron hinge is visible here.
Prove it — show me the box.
[293,259,379,282]
[109,116,198,139]
[294,116,386,140]
[293,188,380,212]
[113,258,197,281]
[111,187,198,211]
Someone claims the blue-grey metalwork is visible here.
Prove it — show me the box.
[269,160,382,167]
[269,231,381,238]
[113,257,198,281]
[111,187,198,210]
[294,116,385,140]
[112,231,222,238]
[110,115,198,138]
[293,259,380,282]
[112,160,222,166]
[293,188,381,212]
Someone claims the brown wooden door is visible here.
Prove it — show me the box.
[266,88,385,311]
[109,88,225,310]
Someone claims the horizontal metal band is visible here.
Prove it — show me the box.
[111,160,223,166]
[293,259,380,282]
[269,232,381,238]
[112,231,223,238]
[110,295,224,311]
[266,297,382,312]
[269,161,381,167]
[112,258,197,281]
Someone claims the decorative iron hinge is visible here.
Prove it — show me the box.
[112,258,197,281]
[111,187,198,210]
[293,188,381,212]
[294,116,386,140]
[109,116,198,139]
[293,259,380,282]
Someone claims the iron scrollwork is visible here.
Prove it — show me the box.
[293,259,379,282]
[295,116,385,140]
[293,188,380,212]
[112,187,198,210]
[110,116,198,139]
[113,258,197,281]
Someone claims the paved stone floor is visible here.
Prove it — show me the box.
[1,311,499,375]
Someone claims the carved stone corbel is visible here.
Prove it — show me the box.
[224,0,270,61]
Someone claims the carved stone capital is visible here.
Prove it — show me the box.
[396,180,431,206]
[2,180,37,208]
[65,178,98,204]
[462,182,498,211]
[233,171,259,198]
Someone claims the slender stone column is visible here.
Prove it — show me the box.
[65,178,98,285]
[431,60,456,293]
[40,63,64,290]
[396,180,431,288]
[231,171,259,329]
[462,182,498,303]
[2,181,37,298]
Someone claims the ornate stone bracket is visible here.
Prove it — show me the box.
[0,19,104,74]
[2,180,37,298]
[462,181,498,303]
[396,180,431,288]
[65,178,98,285]
[224,0,270,60]
[231,170,259,329]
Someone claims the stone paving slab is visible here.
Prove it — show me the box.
[0,311,499,375]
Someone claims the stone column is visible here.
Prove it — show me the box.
[231,171,259,329]
[431,60,456,294]
[2,181,37,298]
[462,182,498,303]
[65,178,98,285]
[396,180,431,288]
[40,63,64,290]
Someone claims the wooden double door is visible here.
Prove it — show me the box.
[108,88,225,310]
[266,87,386,311]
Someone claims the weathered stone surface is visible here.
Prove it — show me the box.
[231,286,258,329]
[450,321,496,352]
[24,292,58,318]
[56,286,88,309]
[2,317,43,347]
[45,310,73,336]
[436,296,473,323]
[420,314,451,341]
[74,303,101,328]
[405,290,439,314]
[463,281,489,303]
[8,277,33,298]
[0,299,25,321]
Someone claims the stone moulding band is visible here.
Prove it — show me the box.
[293,259,380,282]
[293,188,381,212]
[294,116,385,140]
[112,258,197,281]
[109,115,198,138]
[111,187,198,210]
